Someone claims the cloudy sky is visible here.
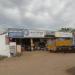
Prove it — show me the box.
[0,0,75,30]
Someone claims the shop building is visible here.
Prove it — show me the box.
[0,31,10,57]
[8,28,48,56]
[0,28,74,57]
[47,32,73,52]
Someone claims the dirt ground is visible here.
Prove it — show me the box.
[0,51,75,75]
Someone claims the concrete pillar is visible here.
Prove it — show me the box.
[30,38,34,51]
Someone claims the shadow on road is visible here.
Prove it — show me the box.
[50,49,75,53]
[66,67,75,75]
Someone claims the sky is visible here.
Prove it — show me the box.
[0,0,75,30]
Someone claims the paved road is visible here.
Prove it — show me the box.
[0,51,75,75]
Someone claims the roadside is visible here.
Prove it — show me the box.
[0,51,75,75]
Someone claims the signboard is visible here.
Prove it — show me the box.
[55,32,72,38]
[24,29,45,37]
[16,45,21,53]
[9,32,24,38]
[8,28,24,38]
[9,42,16,56]
[8,31,24,38]
[8,28,45,38]
[45,31,55,37]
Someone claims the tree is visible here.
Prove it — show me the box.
[59,28,73,32]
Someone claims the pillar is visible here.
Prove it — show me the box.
[30,38,34,51]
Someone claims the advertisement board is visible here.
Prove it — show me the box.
[8,31,24,38]
[45,31,55,37]
[55,32,72,38]
[16,45,21,53]
[9,42,16,56]
[24,29,45,37]
[8,28,24,38]
[8,28,45,38]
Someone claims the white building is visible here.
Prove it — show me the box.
[0,30,10,57]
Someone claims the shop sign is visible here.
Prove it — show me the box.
[8,31,24,38]
[45,31,55,37]
[46,31,55,35]
[55,32,72,38]
[24,29,45,37]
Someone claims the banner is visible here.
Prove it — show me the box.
[24,29,45,37]
[55,32,72,38]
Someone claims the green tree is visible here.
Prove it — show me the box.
[59,28,73,32]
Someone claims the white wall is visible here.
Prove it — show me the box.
[0,34,10,57]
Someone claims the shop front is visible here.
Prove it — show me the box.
[8,28,46,54]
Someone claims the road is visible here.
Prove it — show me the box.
[0,51,75,75]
